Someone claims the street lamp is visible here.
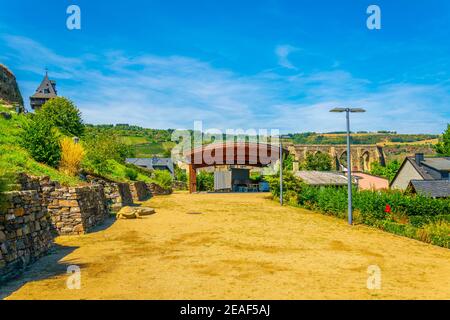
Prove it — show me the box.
[330,107,366,225]
[279,135,290,206]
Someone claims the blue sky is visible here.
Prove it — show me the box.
[0,0,449,133]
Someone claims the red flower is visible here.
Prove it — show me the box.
[384,204,392,213]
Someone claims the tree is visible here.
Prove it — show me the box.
[38,97,84,137]
[21,119,61,167]
[434,124,450,156]
[301,152,332,171]
[370,160,401,182]
[82,130,135,175]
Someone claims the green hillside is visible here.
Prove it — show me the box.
[85,124,176,158]
[0,103,82,186]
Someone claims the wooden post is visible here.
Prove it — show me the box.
[189,164,197,193]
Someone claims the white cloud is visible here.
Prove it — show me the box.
[275,44,300,70]
[1,34,449,134]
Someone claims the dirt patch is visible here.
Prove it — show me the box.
[3,192,450,300]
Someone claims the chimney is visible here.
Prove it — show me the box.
[415,153,424,165]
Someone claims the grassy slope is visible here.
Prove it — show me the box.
[0,105,82,186]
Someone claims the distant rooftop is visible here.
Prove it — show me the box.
[421,158,450,172]
[409,180,450,198]
[295,171,352,186]
[126,157,174,174]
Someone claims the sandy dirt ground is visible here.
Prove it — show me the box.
[2,192,450,300]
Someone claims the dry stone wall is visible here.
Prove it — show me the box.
[0,173,170,283]
[130,181,152,202]
[148,183,172,195]
[86,175,133,213]
[0,191,53,284]
[47,185,109,235]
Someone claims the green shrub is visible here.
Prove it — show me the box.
[266,171,304,200]
[152,170,173,190]
[38,97,84,137]
[269,176,450,248]
[82,130,135,175]
[301,152,333,171]
[21,118,61,167]
[124,167,138,181]
[174,165,187,183]
[423,221,450,247]
[370,160,401,182]
[196,171,214,192]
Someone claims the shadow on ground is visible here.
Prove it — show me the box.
[0,217,117,299]
[0,244,85,299]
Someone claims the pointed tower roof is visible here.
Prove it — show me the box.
[31,71,57,99]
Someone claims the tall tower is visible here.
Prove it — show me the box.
[29,70,57,110]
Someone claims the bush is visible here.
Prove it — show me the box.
[370,160,401,182]
[21,118,61,167]
[59,137,85,176]
[38,97,84,137]
[124,167,138,181]
[266,171,304,201]
[82,130,135,175]
[152,170,173,190]
[174,165,187,183]
[196,171,214,192]
[301,152,332,171]
[269,179,450,248]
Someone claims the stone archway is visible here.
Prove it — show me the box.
[339,151,348,169]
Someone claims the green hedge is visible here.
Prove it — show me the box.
[269,177,450,248]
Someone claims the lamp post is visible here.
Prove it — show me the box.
[279,135,290,206]
[330,108,366,225]
[280,138,283,206]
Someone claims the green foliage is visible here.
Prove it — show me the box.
[82,129,135,175]
[283,154,294,171]
[0,111,81,186]
[250,172,262,183]
[370,160,401,182]
[266,171,304,200]
[288,132,438,145]
[196,171,214,192]
[301,152,332,171]
[124,167,138,181]
[0,170,13,210]
[21,117,61,167]
[174,165,187,183]
[85,124,174,157]
[151,170,173,190]
[38,97,84,137]
[434,124,450,156]
[268,180,450,248]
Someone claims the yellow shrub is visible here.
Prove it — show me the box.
[59,137,85,176]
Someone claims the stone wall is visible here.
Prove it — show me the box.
[47,185,109,235]
[148,183,172,195]
[17,174,110,235]
[0,64,24,108]
[129,181,152,202]
[0,191,53,284]
[86,175,133,213]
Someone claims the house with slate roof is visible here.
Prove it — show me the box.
[390,153,450,198]
[126,158,174,176]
